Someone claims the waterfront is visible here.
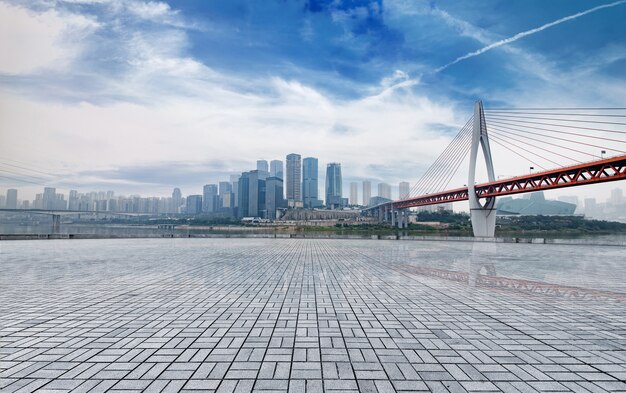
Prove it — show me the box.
[1,238,625,392]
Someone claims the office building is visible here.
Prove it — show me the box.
[230,175,239,209]
[219,181,233,212]
[43,187,56,210]
[265,176,284,220]
[238,170,265,218]
[257,160,268,173]
[203,184,218,213]
[286,153,302,207]
[303,157,321,208]
[363,180,371,206]
[186,195,203,214]
[270,160,283,180]
[68,190,78,210]
[349,182,358,206]
[325,163,343,209]
[6,189,18,209]
[399,182,410,199]
[257,160,269,179]
[378,183,391,200]
[172,188,182,213]
[611,188,624,205]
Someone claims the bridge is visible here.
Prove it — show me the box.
[362,101,626,236]
[0,209,156,233]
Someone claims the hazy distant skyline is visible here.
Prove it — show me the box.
[2,0,626,204]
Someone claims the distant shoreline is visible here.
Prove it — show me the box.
[1,232,625,247]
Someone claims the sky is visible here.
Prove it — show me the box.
[1,0,626,206]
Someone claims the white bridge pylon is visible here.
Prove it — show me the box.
[468,100,497,237]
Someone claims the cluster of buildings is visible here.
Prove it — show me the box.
[5,155,622,221]
[0,154,416,220]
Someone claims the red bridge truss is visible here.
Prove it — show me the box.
[380,154,626,210]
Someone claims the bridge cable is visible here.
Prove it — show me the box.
[410,126,472,197]
[485,120,626,154]
[408,118,473,197]
[488,133,561,168]
[413,128,472,196]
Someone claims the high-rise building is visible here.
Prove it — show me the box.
[43,187,56,210]
[257,160,269,173]
[203,184,218,213]
[399,182,410,200]
[270,160,283,180]
[238,172,251,218]
[265,176,284,220]
[257,160,269,179]
[172,188,182,213]
[286,153,302,207]
[584,198,597,217]
[238,170,266,218]
[186,195,203,214]
[363,180,371,206]
[610,188,624,205]
[230,174,240,209]
[349,182,358,206]
[68,190,78,210]
[325,163,343,209]
[303,157,321,208]
[378,183,391,199]
[6,189,18,209]
[0,195,5,209]
[219,181,234,212]
[34,193,43,209]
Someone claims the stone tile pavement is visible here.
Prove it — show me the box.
[0,238,625,392]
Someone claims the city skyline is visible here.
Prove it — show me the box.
[2,1,626,205]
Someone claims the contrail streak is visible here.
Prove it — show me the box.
[436,0,626,72]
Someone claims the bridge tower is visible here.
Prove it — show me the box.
[468,101,497,237]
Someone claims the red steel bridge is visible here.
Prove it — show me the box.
[362,102,626,236]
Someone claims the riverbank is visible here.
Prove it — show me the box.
[2,232,625,246]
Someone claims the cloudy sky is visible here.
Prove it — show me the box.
[1,0,626,205]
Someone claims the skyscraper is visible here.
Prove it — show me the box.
[68,190,78,210]
[611,188,624,205]
[43,187,56,210]
[286,153,302,207]
[325,163,343,209]
[399,182,410,199]
[6,189,17,209]
[230,174,240,209]
[363,180,371,206]
[270,160,283,179]
[203,184,218,213]
[257,160,269,173]
[219,181,234,212]
[257,160,269,179]
[238,170,265,218]
[349,182,358,206]
[378,183,391,199]
[172,188,182,213]
[186,195,203,214]
[303,157,321,208]
[265,176,284,220]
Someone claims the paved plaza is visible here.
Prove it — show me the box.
[1,238,625,392]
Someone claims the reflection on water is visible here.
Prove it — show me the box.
[391,240,626,299]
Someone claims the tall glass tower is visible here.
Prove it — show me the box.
[285,153,302,207]
[303,157,319,208]
[325,163,343,209]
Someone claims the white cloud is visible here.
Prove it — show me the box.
[0,2,99,75]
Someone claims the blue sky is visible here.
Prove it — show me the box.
[1,0,626,202]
